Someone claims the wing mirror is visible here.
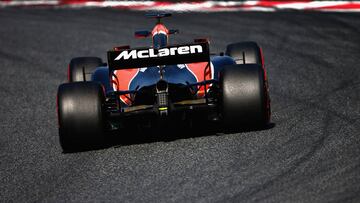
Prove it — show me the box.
[135,30,151,38]
[168,29,179,35]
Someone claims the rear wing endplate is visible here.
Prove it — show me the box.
[107,42,209,70]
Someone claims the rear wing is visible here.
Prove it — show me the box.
[107,42,209,70]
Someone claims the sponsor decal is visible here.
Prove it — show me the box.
[114,45,203,60]
[108,43,209,69]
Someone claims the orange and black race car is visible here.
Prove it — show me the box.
[56,13,271,152]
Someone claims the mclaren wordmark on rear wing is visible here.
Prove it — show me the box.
[107,42,210,69]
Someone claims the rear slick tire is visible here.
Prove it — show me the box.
[57,81,105,152]
[220,64,270,130]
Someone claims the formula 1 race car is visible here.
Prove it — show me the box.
[57,13,271,151]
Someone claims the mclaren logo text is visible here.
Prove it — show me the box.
[114,45,203,60]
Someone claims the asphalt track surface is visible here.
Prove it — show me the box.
[0,9,359,202]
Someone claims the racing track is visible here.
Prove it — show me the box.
[0,9,359,202]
